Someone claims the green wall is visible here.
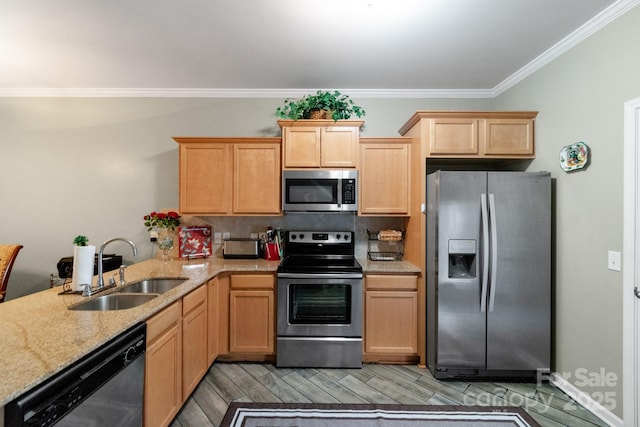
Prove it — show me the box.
[494,4,640,418]
[0,97,489,298]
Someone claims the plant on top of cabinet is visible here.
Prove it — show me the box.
[275,90,366,121]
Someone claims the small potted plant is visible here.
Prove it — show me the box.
[276,90,366,121]
[72,235,96,292]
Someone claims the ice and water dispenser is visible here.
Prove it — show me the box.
[448,239,476,278]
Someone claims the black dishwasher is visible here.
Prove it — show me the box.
[5,323,146,427]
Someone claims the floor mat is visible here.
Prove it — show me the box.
[220,402,541,427]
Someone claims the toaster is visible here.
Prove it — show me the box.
[223,239,260,259]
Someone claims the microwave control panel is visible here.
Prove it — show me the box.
[342,179,356,204]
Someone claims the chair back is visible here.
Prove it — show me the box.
[0,244,23,303]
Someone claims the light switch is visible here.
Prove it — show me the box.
[607,250,621,271]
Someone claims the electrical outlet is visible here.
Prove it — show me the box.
[223,232,231,240]
[214,232,222,244]
[607,250,621,271]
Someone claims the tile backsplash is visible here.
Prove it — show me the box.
[179,214,404,259]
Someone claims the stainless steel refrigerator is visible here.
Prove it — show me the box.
[426,171,551,380]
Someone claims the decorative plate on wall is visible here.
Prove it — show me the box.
[559,141,589,172]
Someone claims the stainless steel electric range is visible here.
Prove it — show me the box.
[276,230,363,368]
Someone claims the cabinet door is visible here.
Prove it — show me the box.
[182,286,207,399]
[321,127,358,167]
[364,275,418,356]
[483,118,534,156]
[233,143,281,214]
[229,290,274,353]
[145,302,182,427]
[365,290,418,355]
[283,127,321,167]
[429,118,480,155]
[360,142,410,215]
[179,143,231,214]
[207,277,219,364]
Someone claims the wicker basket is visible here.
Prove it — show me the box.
[309,109,331,119]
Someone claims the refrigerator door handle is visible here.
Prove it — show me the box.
[488,193,498,312]
[480,193,490,312]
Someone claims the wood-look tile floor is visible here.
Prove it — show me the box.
[169,363,608,427]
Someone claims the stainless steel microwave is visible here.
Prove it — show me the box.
[282,170,358,213]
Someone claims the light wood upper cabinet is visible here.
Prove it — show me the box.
[279,120,363,168]
[174,137,281,215]
[232,143,281,214]
[178,142,232,214]
[398,111,537,159]
[282,126,321,167]
[320,126,359,167]
[359,138,411,215]
[429,118,480,155]
[483,118,534,156]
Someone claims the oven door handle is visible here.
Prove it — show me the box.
[277,273,363,279]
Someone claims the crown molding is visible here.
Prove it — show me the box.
[492,0,640,96]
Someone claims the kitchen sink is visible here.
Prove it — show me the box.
[116,277,188,294]
[69,293,158,311]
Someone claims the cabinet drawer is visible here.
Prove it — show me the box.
[183,285,206,315]
[147,300,182,343]
[231,274,274,290]
[365,275,417,291]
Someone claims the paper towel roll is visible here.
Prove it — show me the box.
[72,245,96,292]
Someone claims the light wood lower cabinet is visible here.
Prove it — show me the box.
[229,274,275,355]
[145,301,183,427]
[144,284,211,427]
[364,274,418,362]
[207,277,219,364]
[181,286,208,399]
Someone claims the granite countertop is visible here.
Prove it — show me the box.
[0,256,419,406]
[358,258,422,274]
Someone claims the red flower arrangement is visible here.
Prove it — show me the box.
[144,211,181,231]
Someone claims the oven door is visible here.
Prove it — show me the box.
[277,274,362,338]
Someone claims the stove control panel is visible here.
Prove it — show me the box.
[287,231,352,244]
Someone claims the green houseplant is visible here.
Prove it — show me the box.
[73,235,89,246]
[276,90,366,121]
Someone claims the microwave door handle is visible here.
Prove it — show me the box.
[337,179,342,208]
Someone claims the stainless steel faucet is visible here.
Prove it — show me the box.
[97,238,138,289]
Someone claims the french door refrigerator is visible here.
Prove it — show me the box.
[426,171,551,380]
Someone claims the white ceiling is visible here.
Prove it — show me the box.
[1,0,636,97]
